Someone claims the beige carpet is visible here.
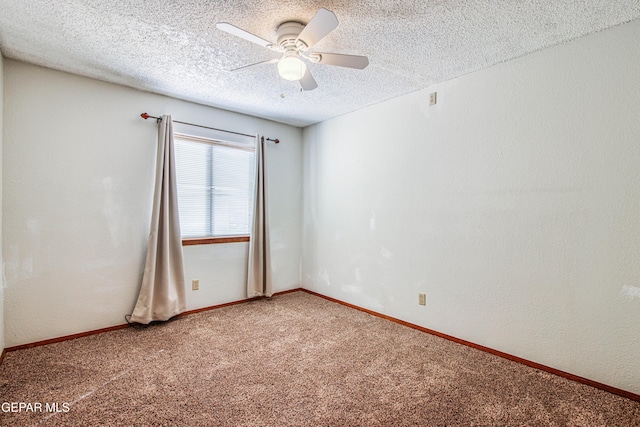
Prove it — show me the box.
[1,291,638,426]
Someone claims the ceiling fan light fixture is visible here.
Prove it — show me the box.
[277,56,307,81]
[217,8,367,91]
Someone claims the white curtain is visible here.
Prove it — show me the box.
[130,115,186,324]
[247,136,272,297]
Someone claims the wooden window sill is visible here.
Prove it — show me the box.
[182,236,250,246]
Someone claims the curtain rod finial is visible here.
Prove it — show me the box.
[141,113,150,120]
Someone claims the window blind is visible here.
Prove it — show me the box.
[174,134,255,238]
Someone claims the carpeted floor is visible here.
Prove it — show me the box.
[0,290,638,426]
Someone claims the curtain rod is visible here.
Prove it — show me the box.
[140,113,279,143]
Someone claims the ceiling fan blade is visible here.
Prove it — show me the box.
[299,69,318,91]
[295,8,338,50]
[230,58,279,72]
[216,22,275,49]
[314,53,369,69]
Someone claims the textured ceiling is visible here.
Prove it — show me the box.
[1,1,639,127]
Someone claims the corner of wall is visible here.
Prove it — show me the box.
[298,20,640,395]
[0,52,5,356]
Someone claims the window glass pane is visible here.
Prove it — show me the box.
[211,145,255,236]
[177,186,211,237]
[175,139,212,237]
[174,134,255,238]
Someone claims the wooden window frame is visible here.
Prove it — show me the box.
[182,236,250,246]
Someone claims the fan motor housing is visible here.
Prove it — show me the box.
[277,21,306,50]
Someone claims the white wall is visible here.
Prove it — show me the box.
[0,53,4,354]
[3,60,302,347]
[302,19,640,394]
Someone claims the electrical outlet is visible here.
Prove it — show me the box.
[418,293,427,306]
[429,92,437,106]
[192,279,200,291]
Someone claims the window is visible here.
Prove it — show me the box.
[174,132,255,239]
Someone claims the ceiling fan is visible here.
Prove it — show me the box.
[216,8,369,91]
